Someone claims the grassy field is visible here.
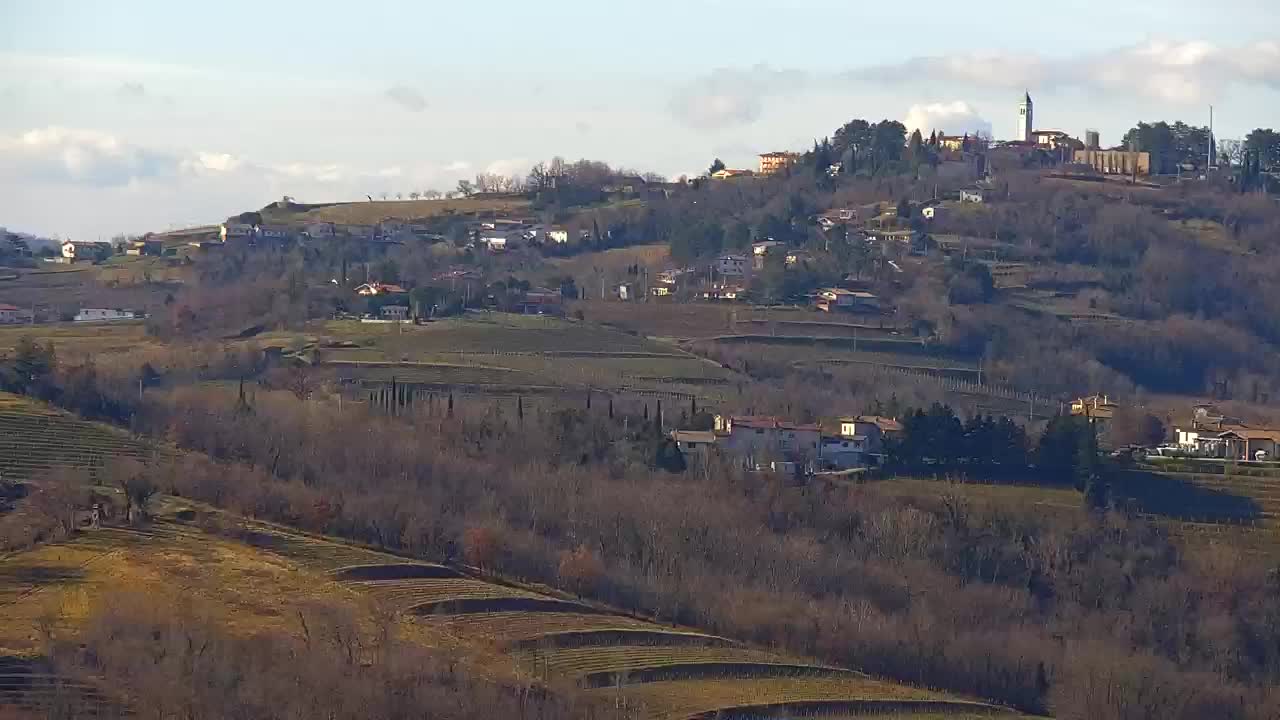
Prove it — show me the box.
[260,196,531,226]
[267,314,738,403]
[548,244,671,279]
[0,321,155,361]
[0,263,179,318]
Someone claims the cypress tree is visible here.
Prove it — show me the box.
[447,392,454,417]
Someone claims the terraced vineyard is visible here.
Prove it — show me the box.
[0,393,165,481]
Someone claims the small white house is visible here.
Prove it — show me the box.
[481,234,511,252]
[960,188,986,204]
[74,308,138,322]
[922,206,947,221]
[546,228,570,244]
[380,305,410,321]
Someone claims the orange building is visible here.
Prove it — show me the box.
[758,151,799,176]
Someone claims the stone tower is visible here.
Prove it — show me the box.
[1017,92,1033,143]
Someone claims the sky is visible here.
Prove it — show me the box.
[1,0,1278,239]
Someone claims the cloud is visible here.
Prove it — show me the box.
[384,85,427,112]
[855,39,1280,104]
[0,127,179,186]
[903,101,992,137]
[668,65,807,129]
[116,81,147,100]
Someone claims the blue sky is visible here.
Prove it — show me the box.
[2,0,1278,238]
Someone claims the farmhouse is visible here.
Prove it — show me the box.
[816,288,880,313]
[255,224,294,242]
[1218,429,1280,462]
[515,289,563,315]
[671,430,717,465]
[60,240,113,262]
[355,282,408,296]
[546,227,570,244]
[714,415,822,468]
[960,188,987,204]
[0,304,33,324]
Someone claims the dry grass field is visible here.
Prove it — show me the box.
[261,196,532,226]
[0,321,156,362]
[0,506,1025,719]
[548,243,671,279]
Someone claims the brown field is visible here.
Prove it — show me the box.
[0,321,156,362]
[548,244,671,279]
[0,264,175,318]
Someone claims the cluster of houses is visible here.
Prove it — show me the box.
[1175,404,1280,462]
[671,413,903,474]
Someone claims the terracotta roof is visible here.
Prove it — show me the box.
[857,415,904,433]
[1217,429,1280,442]
[0,304,21,311]
[671,430,717,444]
[730,416,822,432]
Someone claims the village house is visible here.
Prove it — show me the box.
[219,222,254,242]
[125,240,163,256]
[1070,394,1118,440]
[60,240,114,263]
[714,415,822,469]
[514,288,563,315]
[546,227,570,244]
[701,284,745,302]
[0,304,33,324]
[816,288,880,313]
[1218,429,1280,462]
[650,285,673,297]
[355,282,408,296]
[922,205,947,221]
[716,254,748,277]
[959,188,987,204]
[255,224,294,242]
[857,415,905,438]
[758,151,799,176]
[480,232,513,252]
[670,430,717,467]
[785,250,813,267]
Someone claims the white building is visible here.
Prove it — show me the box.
[74,308,138,322]
[1017,92,1034,143]
[546,227,570,244]
[219,223,253,242]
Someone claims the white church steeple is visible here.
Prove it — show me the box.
[1017,92,1034,143]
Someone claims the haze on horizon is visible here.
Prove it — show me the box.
[1,0,1277,239]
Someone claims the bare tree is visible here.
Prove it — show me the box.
[409,191,421,201]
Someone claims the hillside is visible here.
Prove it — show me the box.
[259,196,532,226]
[0,505,1020,719]
[0,393,166,482]
[0,392,1023,718]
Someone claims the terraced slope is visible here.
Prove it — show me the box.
[0,393,165,481]
[0,512,1024,719]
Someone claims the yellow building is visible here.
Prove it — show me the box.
[1074,149,1151,177]
[758,151,799,176]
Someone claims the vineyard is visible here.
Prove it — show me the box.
[0,393,164,481]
